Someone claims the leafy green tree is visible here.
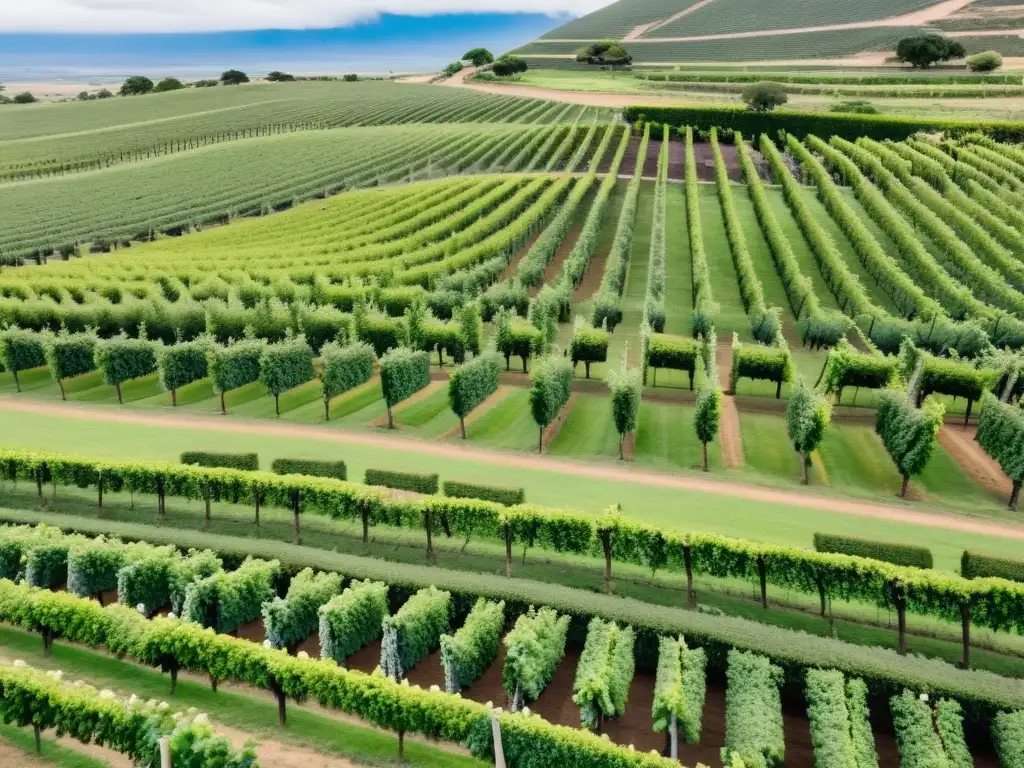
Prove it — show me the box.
[153,77,185,93]
[0,328,46,392]
[321,341,375,420]
[379,347,431,429]
[157,338,213,406]
[207,338,265,414]
[448,351,501,438]
[875,389,945,497]
[266,71,296,82]
[456,302,483,357]
[462,48,494,67]
[258,336,314,416]
[896,35,966,68]
[741,82,788,112]
[442,61,464,78]
[967,50,1002,72]
[220,69,250,85]
[575,41,632,67]
[93,336,158,403]
[44,331,97,400]
[785,380,832,485]
[529,354,573,453]
[606,358,641,460]
[570,317,608,379]
[119,76,154,96]
[12,92,37,104]
[492,56,528,76]
[693,354,721,472]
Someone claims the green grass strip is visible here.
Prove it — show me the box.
[0,722,109,768]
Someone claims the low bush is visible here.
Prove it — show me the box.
[180,556,280,634]
[814,533,933,569]
[263,567,341,649]
[645,333,700,388]
[723,650,784,768]
[993,710,1024,768]
[570,321,608,379]
[180,452,259,471]
[961,550,1024,582]
[805,669,859,768]
[730,335,792,398]
[272,458,347,481]
[380,586,451,678]
[440,598,505,692]
[890,690,946,768]
[652,636,707,746]
[443,481,524,506]
[365,468,439,495]
[318,579,390,665]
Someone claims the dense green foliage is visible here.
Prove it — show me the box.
[652,636,707,745]
[263,567,341,649]
[259,336,314,415]
[442,481,524,506]
[730,334,792,397]
[993,711,1024,768]
[379,347,431,428]
[93,336,158,402]
[157,338,212,403]
[117,547,222,616]
[723,650,784,768]
[180,452,260,471]
[573,617,636,730]
[976,392,1024,507]
[448,351,501,438]
[741,82,788,112]
[364,469,439,495]
[645,333,700,388]
[896,34,966,68]
[318,579,389,665]
[820,341,897,399]
[529,354,574,453]
[875,389,945,496]
[503,607,570,706]
[440,598,505,692]
[208,339,266,413]
[381,586,451,678]
[785,381,831,484]
[42,331,97,397]
[570,319,608,378]
[805,669,860,768]
[0,328,46,391]
[271,458,347,481]
[685,127,716,337]
[814,533,934,569]
[961,550,1024,583]
[607,358,642,460]
[181,557,280,634]
[321,341,375,419]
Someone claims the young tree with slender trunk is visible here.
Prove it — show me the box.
[606,352,640,460]
[786,379,832,485]
[529,354,573,454]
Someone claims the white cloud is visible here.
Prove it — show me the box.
[2,0,606,33]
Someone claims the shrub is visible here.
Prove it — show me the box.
[935,698,971,768]
[831,101,879,114]
[263,567,341,649]
[117,548,220,616]
[652,636,707,747]
[365,468,439,495]
[493,56,529,76]
[319,579,390,665]
[12,92,37,104]
[805,669,859,768]
[443,481,524,506]
[875,389,945,498]
[43,331,97,399]
[723,650,785,768]
[496,310,542,373]
[967,50,1002,72]
[570,320,608,379]
[266,71,296,81]
[786,380,831,485]
[440,598,505,692]
[993,711,1024,768]
[272,458,347,481]
[575,41,632,67]
[975,392,1024,508]
[529,354,574,454]
[462,48,494,66]
[259,336,314,416]
[896,34,966,68]
[152,77,185,93]
[448,351,501,438]
[694,353,722,473]
[180,452,259,471]
[157,338,212,405]
[573,617,635,730]
[321,341,375,421]
[208,338,266,414]
[846,678,879,768]
[193,79,218,87]
[820,340,897,401]
[814,533,933,569]
[645,333,700,388]
[180,556,279,633]
[503,607,570,707]
[741,82,787,112]
[68,537,162,598]
[0,327,46,392]
[119,75,153,95]
[890,690,946,767]
[960,550,1024,582]
[220,69,249,85]
[93,335,158,403]
[380,586,451,678]
[379,347,431,429]
[730,335,792,398]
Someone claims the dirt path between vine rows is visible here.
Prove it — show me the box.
[3,396,1024,542]
[938,424,1013,499]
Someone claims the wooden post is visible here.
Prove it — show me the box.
[960,602,971,669]
[292,490,301,541]
[892,582,908,656]
[504,532,513,577]
[757,556,768,609]
[492,712,507,768]
[159,736,171,768]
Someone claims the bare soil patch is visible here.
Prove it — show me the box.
[294,631,322,659]
[6,397,1024,542]
[542,394,578,452]
[369,381,445,428]
[217,723,360,768]
[344,639,383,674]
[668,137,686,181]
[619,133,643,178]
[453,644,509,708]
[405,648,446,690]
[0,740,49,767]
[232,617,266,644]
[442,386,515,439]
[720,396,744,469]
[643,138,662,177]
[938,425,1012,499]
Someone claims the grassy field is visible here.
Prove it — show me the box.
[0,405,1017,569]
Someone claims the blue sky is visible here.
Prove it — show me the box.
[0,12,579,78]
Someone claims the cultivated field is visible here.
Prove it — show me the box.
[2,43,1024,768]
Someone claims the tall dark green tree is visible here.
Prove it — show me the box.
[119,76,154,96]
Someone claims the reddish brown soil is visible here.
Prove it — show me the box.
[232,618,266,644]
[643,138,662,178]
[541,394,578,452]
[668,137,686,182]
[345,639,383,673]
[293,631,322,659]
[405,648,446,690]
[720,397,744,470]
[939,425,1012,499]
[616,134,643,177]
[7,396,1024,543]
[96,589,119,607]
[456,645,510,708]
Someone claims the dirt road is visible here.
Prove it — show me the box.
[3,396,1024,542]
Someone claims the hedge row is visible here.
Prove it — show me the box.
[8,450,1024,668]
[4,519,1024,733]
[0,579,676,768]
[623,105,1024,142]
[961,550,1024,583]
[181,452,260,471]
[652,636,707,753]
[271,458,348,481]
[813,533,934,570]
[365,468,439,495]
[572,617,635,730]
[805,669,866,768]
[440,598,505,693]
[442,481,525,507]
[723,650,784,768]
[643,125,669,332]
[730,334,793,398]
[976,392,1024,508]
